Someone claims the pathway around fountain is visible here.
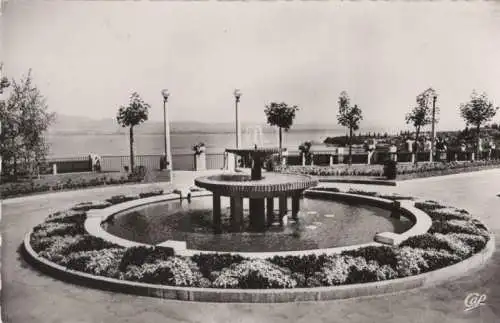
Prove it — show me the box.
[2,169,500,323]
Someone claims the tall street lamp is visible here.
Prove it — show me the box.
[161,89,172,171]
[234,89,242,149]
[233,89,242,169]
[430,92,437,162]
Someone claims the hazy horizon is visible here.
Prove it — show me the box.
[3,1,500,132]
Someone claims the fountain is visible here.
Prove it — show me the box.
[195,146,318,233]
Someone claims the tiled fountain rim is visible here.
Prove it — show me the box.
[84,190,433,258]
[194,173,319,194]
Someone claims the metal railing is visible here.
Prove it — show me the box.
[22,148,500,176]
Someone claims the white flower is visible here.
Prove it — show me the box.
[395,247,429,277]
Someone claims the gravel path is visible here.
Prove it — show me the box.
[2,170,500,323]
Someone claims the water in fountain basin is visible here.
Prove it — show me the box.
[103,196,413,252]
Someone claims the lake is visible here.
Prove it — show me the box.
[46,129,345,158]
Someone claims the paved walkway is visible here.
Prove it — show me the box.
[2,170,500,323]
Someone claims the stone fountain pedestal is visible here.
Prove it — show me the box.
[195,147,318,233]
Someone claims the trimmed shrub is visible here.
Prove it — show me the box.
[316,255,353,286]
[426,208,471,222]
[71,201,112,211]
[305,275,323,287]
[123,257,202,286]
[395,247,429,277]
[377,193,414,201]
[420,249,461,271]
[119,246,174,272]
[432,233,473,259]
[38,235,85,262]
[45,210,87,225]
[290,272,307,287]
[32,222,85,238]
[191,253,245,278]
[105,194,138,205]
[400,234,455,253]
[347,189,378,196]
[414,201,446,211]
[212,259,297,289]
[62,235,121,255]
[61,248,125,277]
[138,189,164,199]
[346,262,398,284]
[268,254,328,278]
[30,236,58,253]
[429,219,488,237]
[341,246,398,268]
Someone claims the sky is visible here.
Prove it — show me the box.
[2,1,500,132]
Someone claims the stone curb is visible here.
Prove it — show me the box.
[21,231,495,303]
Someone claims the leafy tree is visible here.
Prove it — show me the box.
[264,102,299,155]
[405,88,438,160]
[0,64,10,94]
[0,70,55,178]
[459,91,499,156]
[336,91,363,165]
[117,92,150,171]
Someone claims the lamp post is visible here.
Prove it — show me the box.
[430,93,437,162]
[234,89,242,149]
[234,89,242,168]
[161,89,172,171]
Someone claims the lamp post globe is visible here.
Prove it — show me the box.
[161,89,170,102]
[233,89,242,103]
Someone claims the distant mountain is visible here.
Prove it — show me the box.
[47,114,387,135]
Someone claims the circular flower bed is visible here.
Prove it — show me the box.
[25,189,492,291]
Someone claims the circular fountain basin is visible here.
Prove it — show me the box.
[195,173,318,198]
[102,196,413,252]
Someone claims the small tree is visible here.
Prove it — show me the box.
[0,63,10,94]
[117,92,150,172]
[336,91,363,166]
[0,70,55,178]
[405,88,437,161]
[264,102,299,156]
[459,91,499,156]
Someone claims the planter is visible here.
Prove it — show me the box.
[194,152,207,171]
[383,160,397,179]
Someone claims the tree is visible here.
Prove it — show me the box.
[0,70,55,178]
[336,91,363,166]
[405,88,438,161]
[116,92,150,171]
[459,91,499,156]
[0,63,10,94]
[264,102,299,156]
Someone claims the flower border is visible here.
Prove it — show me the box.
[22,189,495,302]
